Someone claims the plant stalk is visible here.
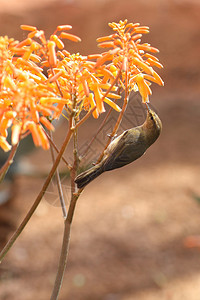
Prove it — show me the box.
[0,127,73,263]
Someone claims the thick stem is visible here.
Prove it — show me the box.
[50,91,80,300]
[49,131,67,219]
[50,193,79,300]
[50,219,71,300]
[0,127,73,263]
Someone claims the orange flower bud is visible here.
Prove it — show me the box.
[147,58,163,69]
[0,136,11,152]
[152,71,164,86]
[47,41,57,67]
[11,123,21,145]
[15,38,32,48]
[50,35,64,49]
[98,41,114,48]
[20,25,37,31]
[56,25,72,31]
[59,32,81,42]
[36,124,49,150]
[27,122,41,147]
[88,93,98,119]
[96,35,114,43]
[40,116,55,131]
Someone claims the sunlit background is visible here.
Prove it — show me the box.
[0,0,200,299]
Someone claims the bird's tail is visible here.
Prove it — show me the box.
[75,163,103,189]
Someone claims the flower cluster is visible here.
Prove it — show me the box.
[96,19,164,102]
[0,26,83,151]
[54,52,122,119]
[0,20,164,152]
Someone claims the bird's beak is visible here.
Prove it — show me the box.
[145,102,150,112]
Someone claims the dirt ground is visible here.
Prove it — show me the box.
[1,0,200,299]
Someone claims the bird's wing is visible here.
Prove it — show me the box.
[104,128,143,170]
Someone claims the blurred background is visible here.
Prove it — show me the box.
[0,0,200,299]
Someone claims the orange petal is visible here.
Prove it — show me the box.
[132,57,153,75]
[27,122,41,147]
[50,35,64,49]
[0,136,11,152]
[88,93,98,119]
[95,53,113,68]
[147,58,163,69]
[0,118,10,137]
[80,78,90,97]
[59,32,81,42]
[96,35,114,43]
[11,124,21,145]
[47,41,57,67]
[40,116,55,131]
[15,38,32,48]
[136,74,151,103]
[104,98,121,112]
[56,25,72,31]
[152,71,164,86]
[93,85,105,114]
[97,41,114,48]
[20,25,37,31]
[36,124,49,150]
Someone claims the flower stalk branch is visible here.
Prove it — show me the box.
[0,124,73,263]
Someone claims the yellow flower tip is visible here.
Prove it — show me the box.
[0,136,11,152]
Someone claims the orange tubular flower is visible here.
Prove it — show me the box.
[96,19,164,103]
[0,25,84,152]
[54,52,122,119]
[0,21,163,153]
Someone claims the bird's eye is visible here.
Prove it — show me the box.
[150,115,154,120]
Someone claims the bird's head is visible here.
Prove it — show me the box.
[143,103,162,145]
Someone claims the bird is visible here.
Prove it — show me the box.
[75,103,162,189]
